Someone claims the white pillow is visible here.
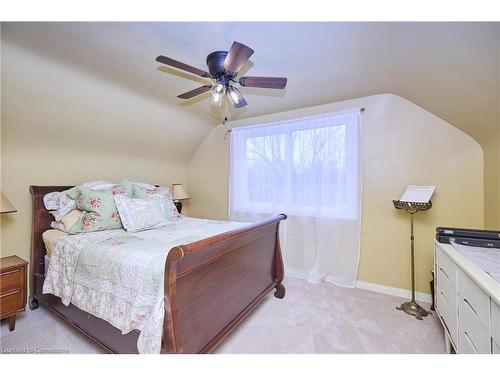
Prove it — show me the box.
[44,191,63,210]
[50,221,66,232]
[149,191,179,220]
[114,195,169,232]
[50,210,83,233]
[50,193,77,221]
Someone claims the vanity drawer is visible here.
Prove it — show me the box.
[459,298,490,353]
[493,340,500,354]
[459,330,478,354]
[492,301,500,344]
[437,267,456,310]
[458,270,490,330]
[437,289,457,345]
[436,247,457,288]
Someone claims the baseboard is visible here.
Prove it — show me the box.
[355,280,433,303]
[285,270,433,304]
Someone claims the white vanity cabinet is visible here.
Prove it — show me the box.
[434,240,500,354]
[492,300,500,353]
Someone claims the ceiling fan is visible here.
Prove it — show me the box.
[156,41,287,108]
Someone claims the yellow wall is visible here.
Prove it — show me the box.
[188,94,484,294]
[0,26,190,263]
[0,151,188,260]
[485,34,500,229]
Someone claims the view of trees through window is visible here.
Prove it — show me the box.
[243,124,349,213]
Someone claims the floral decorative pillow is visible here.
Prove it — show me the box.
[45,180,116,221]
[133,184,179,219]
[114,195,169,232]
[43,180,114,210]
[133,181,158,190]
[67,179,133,200]
[68,186,127,234]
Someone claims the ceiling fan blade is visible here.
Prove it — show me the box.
[223,42,254,75]
[156,55,211,78]
[177,85,212,99]
[239,76,287,89]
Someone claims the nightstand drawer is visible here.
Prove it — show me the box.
[0,266,24,293]
[0,256,28,331]
[0,288,24,316]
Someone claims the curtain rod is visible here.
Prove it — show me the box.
[224,107,366,133]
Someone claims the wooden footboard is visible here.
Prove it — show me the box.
[29,185,286,354]
[162,214,286,353]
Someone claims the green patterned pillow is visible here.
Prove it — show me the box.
[68,185,131,234]
[67,179,133,200]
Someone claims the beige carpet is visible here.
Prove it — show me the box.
[0,277,446,354]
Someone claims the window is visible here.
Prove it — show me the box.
[229,109,362,286]
[229,109,361,219]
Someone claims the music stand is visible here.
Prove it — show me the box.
[393,199,432,320]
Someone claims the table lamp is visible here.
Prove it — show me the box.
[0,191,17,214]
[171,183,190,214]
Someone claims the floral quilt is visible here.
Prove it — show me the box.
[43,216,247,353]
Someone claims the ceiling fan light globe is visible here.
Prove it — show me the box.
[227,86,244,107]
[209,91,224,107]
[211,82,226,95]
[209,82,226,107]
[214,82,225,93]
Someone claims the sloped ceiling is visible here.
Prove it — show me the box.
[2,22,499,159]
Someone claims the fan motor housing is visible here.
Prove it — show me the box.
[206,51,229,78]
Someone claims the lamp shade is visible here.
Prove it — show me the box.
[0,191,17,214]
[171,184,190,201]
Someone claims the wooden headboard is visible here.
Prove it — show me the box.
[29,186,73,279]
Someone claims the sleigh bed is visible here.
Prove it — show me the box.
[29,185,286,354]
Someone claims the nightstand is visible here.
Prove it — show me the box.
[0,256,28,331]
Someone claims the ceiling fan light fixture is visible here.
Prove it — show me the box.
[156,41,287,112]
[227,86,247,108]
[209,82,226,107]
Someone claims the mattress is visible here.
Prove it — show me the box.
[42,216,247,354]
[42,229,66,276]
[452,242,500,282]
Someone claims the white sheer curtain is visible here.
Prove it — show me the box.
[229,109,362,287]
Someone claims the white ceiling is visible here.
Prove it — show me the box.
[3,22,499,151]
